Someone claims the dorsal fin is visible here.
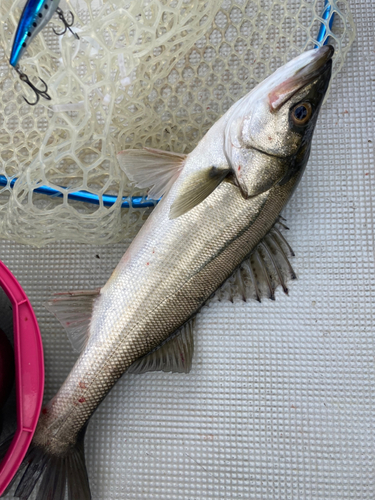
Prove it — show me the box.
[44,289,100,352]
[216,220,296,303]
[117,147,187,199]
[128,318,195,374]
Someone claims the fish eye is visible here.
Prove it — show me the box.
[291,102,312,126]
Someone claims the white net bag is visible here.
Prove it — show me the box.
[0,0,355,246]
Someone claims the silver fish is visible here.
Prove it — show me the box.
[9,45,333,499]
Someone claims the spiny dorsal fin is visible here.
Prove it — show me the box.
[128,318,195,374]
[44,289,100,352]
[169,166,230,219]
[216,220,296,303]
[117,147,187,200]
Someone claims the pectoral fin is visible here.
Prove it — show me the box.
[169,166,230,219]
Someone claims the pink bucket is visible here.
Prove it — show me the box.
[0,261,44,495]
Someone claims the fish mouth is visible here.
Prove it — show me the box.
[269,45,334,110]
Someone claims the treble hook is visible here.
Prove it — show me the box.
[53,7,80,39]
[16,68,51,106]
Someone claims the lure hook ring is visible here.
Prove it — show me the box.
[53,8,80,39]
[16,69,51,106]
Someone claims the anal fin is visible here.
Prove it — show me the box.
[216,219,296,303]
[44,289,100,353]
[128,318,195,374]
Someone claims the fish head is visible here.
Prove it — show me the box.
[225,46,334,197]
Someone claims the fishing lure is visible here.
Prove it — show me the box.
[10,0,79,105]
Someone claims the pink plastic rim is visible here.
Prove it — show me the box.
[0,260,44,496]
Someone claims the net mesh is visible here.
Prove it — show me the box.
[0,0,355,246]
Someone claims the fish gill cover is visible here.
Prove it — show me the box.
[0,0,355,246]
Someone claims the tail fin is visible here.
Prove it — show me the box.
[13,427,90,500]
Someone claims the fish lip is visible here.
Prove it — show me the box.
[294,45,334,81]
[304,44,334,70]
[269,45,334,110]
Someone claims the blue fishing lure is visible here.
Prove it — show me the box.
[10,0,79,104]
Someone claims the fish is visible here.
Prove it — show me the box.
[5,45,333,499]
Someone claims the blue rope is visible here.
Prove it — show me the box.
[315,0,334,47]
[0,175,156,208]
